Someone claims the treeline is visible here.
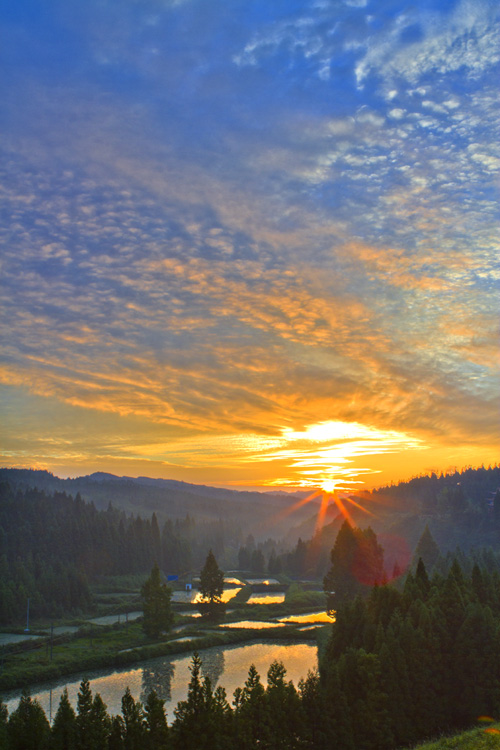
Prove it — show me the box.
[236,466,500,580]
[0,657,314,750]
[0,482,194,623]
[3,554,500,750]
[321,557,500,748]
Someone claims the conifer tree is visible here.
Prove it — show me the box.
[198,549,225,619]
[298,670,332,750]
[233,663,266,749]
[413,525,440,571]
[51,688,77,750]
[108,716,125,750]
[141,563,174,638]
[144,690,169,750]
[75,679,93,750]
[263,660,303,749]
[324,521,384,607]
[121,687,146,750]
[7,691,51,750]
[0,700,9,750]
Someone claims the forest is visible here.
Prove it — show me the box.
[1,466,499,624]
[2,555,500,749]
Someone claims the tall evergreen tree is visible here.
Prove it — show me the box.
[413,525,440,571]
[121,687,146,750]
[324,521,384,607]
[51,688,77,750]
[141,563,174,638]
[144,690,169,750]
[198,549,225,619]
[7,691,51,750]
[233,664,266,750]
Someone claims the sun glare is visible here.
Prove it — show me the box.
[321,479,336,493]
[259,420,425,493]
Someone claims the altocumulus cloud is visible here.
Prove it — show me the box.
[0,0,498,487]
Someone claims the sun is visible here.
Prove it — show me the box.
[321,479,336,493]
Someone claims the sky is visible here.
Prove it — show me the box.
[0,0,499,493]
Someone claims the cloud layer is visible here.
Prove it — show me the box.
[0,0,498,489]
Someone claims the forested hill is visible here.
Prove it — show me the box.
[277,466,500,580]
[365,465,500,553]
[0,468,316,540]
[0,480,203,623]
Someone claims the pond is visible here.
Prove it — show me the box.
[245,578,280,585]
[220,621,287,630]
[278,611,335,624]
[247,592,286,604]
[3,641,317,721]
[171,588,242,604]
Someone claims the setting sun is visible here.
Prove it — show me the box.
[321,479,336,493]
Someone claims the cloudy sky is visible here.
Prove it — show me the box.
[1,0,498,492]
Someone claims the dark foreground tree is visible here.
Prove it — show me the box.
[51,688,77,750]
[198,550,225,619]
[7,691,51,750]
[141,562,174,638]
[323,521,384,609]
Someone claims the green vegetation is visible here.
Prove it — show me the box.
[321,554,500,748]
[197,550,225,620]
[323,520,384,606]
[141,564,174,638]
[408,722,500,749]
[0,481,192,624]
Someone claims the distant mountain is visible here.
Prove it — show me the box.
[0,468,319,541]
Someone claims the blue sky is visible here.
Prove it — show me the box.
[0,0,499,490]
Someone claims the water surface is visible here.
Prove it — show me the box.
[278,611,334,624]
[3,641,316,721]
[247,592,285,604]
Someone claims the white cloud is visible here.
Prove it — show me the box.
[389,108,405,119]
[355,0,500,87]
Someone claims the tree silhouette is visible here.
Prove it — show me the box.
[198,550,225,620]
[141,563,174,638]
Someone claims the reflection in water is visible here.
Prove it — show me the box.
[200,649,225,688]
[278,611,335,624]
[221,621,286,629]
[4,642,316,720]
[193,588,242,603]
[247,593,285,604]
[141,660,175,704]
[173,589,242,604]
[245,579,280,585]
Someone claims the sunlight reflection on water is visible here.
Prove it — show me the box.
[247,592,285,604]
[220,621,286,629]
[278,611,334,624]
[4,642,317,721]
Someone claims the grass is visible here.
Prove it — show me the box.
[407,723,500,749]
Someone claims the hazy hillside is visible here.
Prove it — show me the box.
[0,468,319,541]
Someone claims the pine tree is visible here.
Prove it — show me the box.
[144,690,169,750]
[75,679,93,750]
[7,691,51,750]
[262,660,303,749]
[141,563,174,638]
[298,670,332,750]
[198,549,225,619]
[413,525,440,571]
[324,521,384,606]
[121,687,146,749]
[172,653,214,749]
[0,699,9,750]
[233,664,266,750]
[51,688,77,750]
